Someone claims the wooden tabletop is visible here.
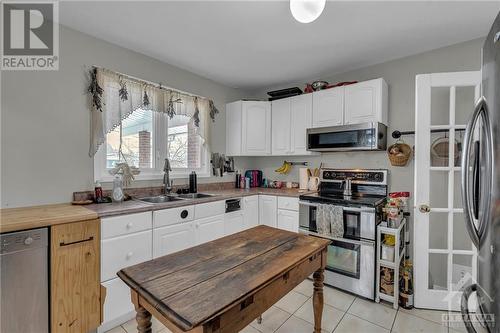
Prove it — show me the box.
[118,225,331,331]
[0,203,98,233]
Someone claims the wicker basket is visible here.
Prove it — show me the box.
[431,137,461,167]
[388,142,412,167]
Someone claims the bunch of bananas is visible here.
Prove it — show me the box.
[275,161,292,175]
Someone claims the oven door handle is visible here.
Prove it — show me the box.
[301,228,375,247]
[299,201,375,213]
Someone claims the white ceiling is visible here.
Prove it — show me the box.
[60,1,500,90]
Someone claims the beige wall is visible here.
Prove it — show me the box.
[1,25,251,208]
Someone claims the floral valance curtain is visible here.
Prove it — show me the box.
[88,67,219,157]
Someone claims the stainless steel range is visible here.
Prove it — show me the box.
[299,169,388,300]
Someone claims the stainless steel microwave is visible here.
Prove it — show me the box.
[306,122,387,152]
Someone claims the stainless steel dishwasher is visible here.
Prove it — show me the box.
[1,228,49,333]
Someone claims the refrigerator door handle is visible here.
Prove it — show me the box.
[461,96,492,249]
[460,284,478,333]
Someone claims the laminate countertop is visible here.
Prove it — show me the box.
[0,204,98,233]
[86,187,312,218]
[0,188,312,233]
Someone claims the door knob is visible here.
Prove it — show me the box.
[419,204,431,213]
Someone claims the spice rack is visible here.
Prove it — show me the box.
[375,218,406,309]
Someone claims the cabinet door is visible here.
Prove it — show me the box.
[259,195,277,227]
[100,278,134,329]
[51,219,101,333]
[224,210,245,235]
[344,78,388,125]
[312,87,344,127]
[290,94,313,155]
[243,196,259,230]
[271,98,291,155]
[153,222,195,258]
[195,214,225,244]
[241,101,271,155]
[226,101,242,156]
[277,210,299,232]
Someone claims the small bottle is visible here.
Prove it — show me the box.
[240,175,246,189]
[112,174,124,202]
[235,171,240,188]
[94,180,103,203]
[245,177,250,189]
[189,171,198,193]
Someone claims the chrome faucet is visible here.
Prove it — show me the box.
[163,158,173,194]
[343,178,352,197]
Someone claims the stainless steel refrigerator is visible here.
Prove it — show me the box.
[460,11,500,333]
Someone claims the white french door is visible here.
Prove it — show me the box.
[414,71,480,310]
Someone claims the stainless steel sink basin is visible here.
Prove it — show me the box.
[137,195,184,204]
[177,193,215,199]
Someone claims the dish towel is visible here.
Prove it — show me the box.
[316,204,344,238]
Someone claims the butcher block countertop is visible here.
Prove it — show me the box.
[0,204,98,233]
[118,225,330,332]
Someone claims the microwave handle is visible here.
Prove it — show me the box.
[299,201,375,213]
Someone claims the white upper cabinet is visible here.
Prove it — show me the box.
[271,94,314,156]
[271,98,291,155]
[226,101,271,156]
[312,86,344,127]
[290,94,313,155]
[225,101,242,156]
[241,101,272,155]
[344,78,388,126]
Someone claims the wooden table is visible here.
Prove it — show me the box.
[118,226,331,333]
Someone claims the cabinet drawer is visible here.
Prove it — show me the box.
[101,278,134,326]
[277,197,299,211]
[101,212,152,239]
[195,201,225,220]
[101,230,152,281]
[154,206,194,228]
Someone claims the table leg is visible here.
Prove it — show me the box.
[313,268,324,333]
[136,306,152,333]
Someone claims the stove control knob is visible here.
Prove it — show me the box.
[323,171,330,179]
[373,173,382,181]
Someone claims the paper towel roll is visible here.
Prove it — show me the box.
[299,168,309,190]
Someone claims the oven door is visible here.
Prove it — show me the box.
[298,228,376,299]
[299,201,376,240]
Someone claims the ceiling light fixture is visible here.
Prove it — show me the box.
[290,0,326,24]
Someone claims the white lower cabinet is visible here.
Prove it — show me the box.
[243,196,259,229]
[101,230,153,282]
[98,278,135,332]
[224,210,245,235]
[259,195,277,227]
[277,210,299,232]
[153,222,195,258]
[195,214,225,245]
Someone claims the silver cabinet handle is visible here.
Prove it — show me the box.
[461,96,492,249]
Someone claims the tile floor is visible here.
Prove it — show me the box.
[107,281,489,333]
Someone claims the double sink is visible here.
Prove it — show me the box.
[137,193,215,204]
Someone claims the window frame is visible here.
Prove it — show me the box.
[93,111,210,183]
